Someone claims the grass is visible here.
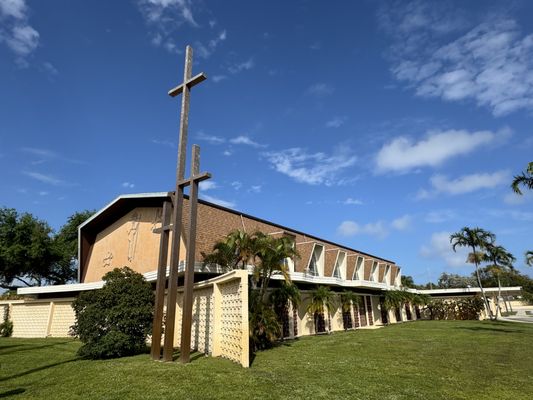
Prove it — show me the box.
[1,320,532,399]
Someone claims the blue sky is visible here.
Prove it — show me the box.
[1,0,532,284]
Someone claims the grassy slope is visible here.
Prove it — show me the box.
[1,320,532,400]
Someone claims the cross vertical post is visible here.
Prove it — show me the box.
[150,200,172,360]
[180,145,201,363]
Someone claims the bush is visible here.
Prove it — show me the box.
[71,267,154,359]
[0,319,13,337]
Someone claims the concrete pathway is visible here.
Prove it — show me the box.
[499,305,533,324]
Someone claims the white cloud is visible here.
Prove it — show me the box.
[229,135,265,148]
[420,231,469,268]
[122,182,135,189]
[138,0,197,26]
[212,75,227,83]
[21,147,85,164]
[503,191,533,205]
[375,129,498,173]
[38,191,48,196]
[199,181,217,191]
[228,58,254,74]
[429,171,509,195]
[391,214,412,231]
[487,209,533,222]
[248,185,262,194]
[325,116,347,128]
[231,181,242,190]
[22,171,65,186]
[151,138,176,148]
[43,61,58,76]
[263,145,357,186]
[424,209,456,223]
[381,2,533,116]
[337,220,389,239]
[343,197,363,205]
[306,83,334,97]
[0,0,39,62]
[222,150,232,156]
[201,194,235,209]
[196,131,225,144]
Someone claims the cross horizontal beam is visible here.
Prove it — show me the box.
[176,171,211,187]
[168,73,207,97]
[152,224,173,234]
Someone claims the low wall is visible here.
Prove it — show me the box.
[0,298,76,338]
[0,269,250,367]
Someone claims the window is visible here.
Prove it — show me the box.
[370,261,378,282]
[353,256,364,280]
[332,251,347,279]
[307,244,324,276]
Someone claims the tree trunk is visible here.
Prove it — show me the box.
[472,248,493,320]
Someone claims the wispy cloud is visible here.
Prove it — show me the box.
[21,147,85,164]
[343,197,363,205]
[263,145,357,186]
[337,214,412,239]
[122,182,135,189]
[227,58,254,74]
[229,135,266,148]
[195,29,227,59]
[201,194,235,209]
[417,170,510,199]
[22,171,66,186]
[196,131,226,144]
[306,83,334,97]
[325,116,347,128]
[420,231,469,268]
[212,75,227,83]
[375,129,502,173]
[199,181,217,191]
[151,138,177,148]
[42,61,58,76]
[0,0,39,65]
[503,191,533,205]
[138,0,197,26]
[424,209,456,223]
[248,185,262,194]
[231,181,242,190]
[380,2,533,116]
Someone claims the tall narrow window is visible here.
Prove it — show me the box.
[332,251,346,279]
[370,261,378,282]
[353,256,364,280]
[307,244,324,276]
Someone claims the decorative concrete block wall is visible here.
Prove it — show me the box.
[0,299,77,338]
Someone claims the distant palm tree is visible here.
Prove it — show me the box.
[526,251,533,267]
[307,286,336,334]
[450,227,496,319]
[483,244,516,318]
[511,161,533,195]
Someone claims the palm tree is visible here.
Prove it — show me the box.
[201,230,258,271]
[483,244,516,318]
[339,291,361,330]
[526,251,533,267]
[307,286,336,334]
[511,161,533,195]
[450,227,496,319]
[270,282,301,338]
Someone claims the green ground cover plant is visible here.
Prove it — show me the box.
[1,320,532,400]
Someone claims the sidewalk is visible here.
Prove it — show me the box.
[499,305,533,324]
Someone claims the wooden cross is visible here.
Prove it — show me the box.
[150,45,209,363]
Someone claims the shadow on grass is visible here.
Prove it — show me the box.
[0,358,78,383]
[0,340,74,356]
[248,338,298,367]
[455,326,526,334]
[0,388,26,398]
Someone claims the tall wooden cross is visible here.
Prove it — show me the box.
[150,45,209,364]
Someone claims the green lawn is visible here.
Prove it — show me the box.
[1,320,532,399]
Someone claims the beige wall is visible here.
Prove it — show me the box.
[1,298,76,338]
[83,207,186,283]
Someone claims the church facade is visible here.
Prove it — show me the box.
[4,192,521,367]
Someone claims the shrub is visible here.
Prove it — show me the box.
[0,305,12,337]
[71,267,154,359]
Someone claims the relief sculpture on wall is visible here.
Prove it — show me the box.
[151,208,162,233]
[103,251,113,268]
[127,211,141,262]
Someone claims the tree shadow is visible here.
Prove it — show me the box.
[0,340,74,356]
[455,326,525,334]
[0,388,26,398]
[0,358,78,383]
